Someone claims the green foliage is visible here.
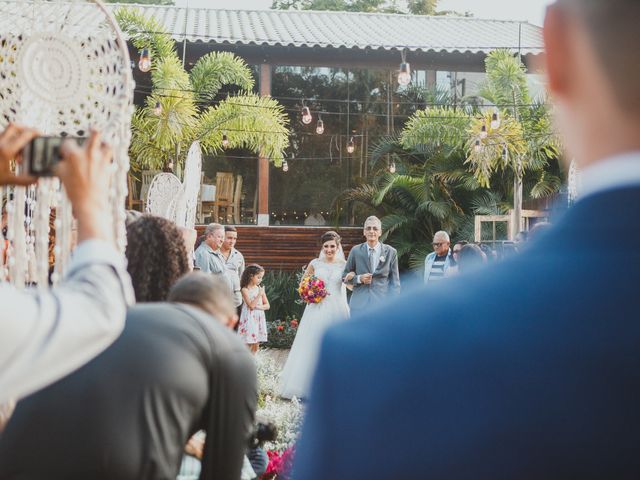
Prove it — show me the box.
[347,52,563,271]
[264,316,301,349]
[115,7,289,172]
[262,270,305,322]
[271,0,448,14]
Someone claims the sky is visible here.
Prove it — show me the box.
[174,0,554,26]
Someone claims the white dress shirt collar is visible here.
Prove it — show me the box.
[579,151,640,200]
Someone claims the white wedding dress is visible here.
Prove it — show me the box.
[279,257,350,399]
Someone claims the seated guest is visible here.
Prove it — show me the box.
[125,214,190,302]
[0,302,257,480]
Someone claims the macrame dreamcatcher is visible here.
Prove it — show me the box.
[145,141,202,228]
[0,0,134,287]
[567,159,581,205]
[176,141,202,229]
[145,173,183,221]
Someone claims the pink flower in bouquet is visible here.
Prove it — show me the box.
[297,275,328,305]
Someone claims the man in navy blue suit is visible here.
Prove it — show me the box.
[294,1,640,479]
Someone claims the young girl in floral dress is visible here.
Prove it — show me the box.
[238,264,270,353]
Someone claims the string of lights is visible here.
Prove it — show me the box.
[134,84,552,110]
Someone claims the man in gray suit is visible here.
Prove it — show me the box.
[343,216,400,314]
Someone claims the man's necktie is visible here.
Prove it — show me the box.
[369,247,375,271]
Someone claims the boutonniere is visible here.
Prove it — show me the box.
[379,255,386,263]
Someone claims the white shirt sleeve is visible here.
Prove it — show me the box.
[0,239,134,403]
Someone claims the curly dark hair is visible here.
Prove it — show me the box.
[125,215,190,302]
[240,264,265,289]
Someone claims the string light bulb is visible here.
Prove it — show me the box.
[397,49,411,86]
[490,110,501,129]
[398,63,411,86]
[222,133,229,149]
[138,48,151,72]
[474,139,482,152]
[153,101,162,116]
[346,137,355,154]
[479,123,488,139]
[301,106,312,125]
[389,162,397,174]
[315,117,324,135]
[282,160,289,172]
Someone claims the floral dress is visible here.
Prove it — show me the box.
[238,286,268,344]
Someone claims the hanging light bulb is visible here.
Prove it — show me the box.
[153,101,162,116]
[490,110,501,129]
[282,160,289,172]
[398,62,411,86]
[397,49,411,86]
[389,162,397,174]
[138,48,151,73]
[474,139,482,153]
[222,133,229,149]
[502,145,508,161]
[346,137,355,154]
[479,123,488,139]
[301,106,312,125]
[315,117,324,135]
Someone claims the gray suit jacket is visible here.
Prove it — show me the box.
[343,242,400,313]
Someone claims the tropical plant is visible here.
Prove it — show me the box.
[401,50,561,239]
[115,8,289,173]
[342,64,562,270]
[262,270,305,322]
[464,50,560,236]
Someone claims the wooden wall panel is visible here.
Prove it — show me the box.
[195,226,364,271]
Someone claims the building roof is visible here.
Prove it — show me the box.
[105,4,543,56]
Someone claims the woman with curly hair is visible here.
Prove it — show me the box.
[125,214,190,302]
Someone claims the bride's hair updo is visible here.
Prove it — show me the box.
[321,231,341,245]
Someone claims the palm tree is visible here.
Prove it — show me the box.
[402,50,561,239]
[466,50,560,237]
[115,9,289,174]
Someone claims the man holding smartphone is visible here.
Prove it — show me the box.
[0,123,134,403]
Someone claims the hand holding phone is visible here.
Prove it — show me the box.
[0,124,38,186]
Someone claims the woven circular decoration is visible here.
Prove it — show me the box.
[0,0,134,287]
[18,33,90,108]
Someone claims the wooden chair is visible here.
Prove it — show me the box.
[127,173,143,211]
[242,185,258,224]
[212,172,234,223]
[232,174,243,224]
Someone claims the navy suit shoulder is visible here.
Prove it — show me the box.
[295,187,640,480]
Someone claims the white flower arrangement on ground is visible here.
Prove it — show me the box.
[255,351,304,452]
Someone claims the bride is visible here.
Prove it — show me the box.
[279,231,350,399]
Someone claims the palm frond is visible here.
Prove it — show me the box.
[196,94,290,166]
[529,171,562,199]
[190,52,255,101]
[114,8,177,62]
[401,107,472,152]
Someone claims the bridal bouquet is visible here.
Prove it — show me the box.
[297,275,328,304]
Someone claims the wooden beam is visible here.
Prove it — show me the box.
[258,63,272,226]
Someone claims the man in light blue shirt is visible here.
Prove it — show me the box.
[423,230,452,284]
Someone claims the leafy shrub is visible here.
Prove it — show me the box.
[264,316,300,349]
[262,270,304,322]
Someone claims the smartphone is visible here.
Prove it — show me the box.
[22,136,84,176]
